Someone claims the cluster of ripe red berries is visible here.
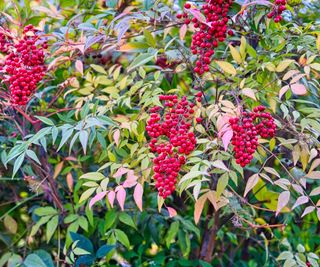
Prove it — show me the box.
[267,0,286,23]
[146,95,199,198]
[229,106,276,167]
[176,0,234,75]
[0,25,47,105]
[0,31,13,54]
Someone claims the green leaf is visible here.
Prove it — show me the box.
[104,210,117,230]
[179,171,208,185]
[26,150,41,165]
[70,232,94,253]
[96,245,115,258]
[79,130,89,154]
[80,172,105,181]
[46,215,59,243]
[90,64,107,74]
[144,30,156,47]
[79,188,96,203]
[0,253,13,267]
[33,250,54,267]
[178,230,191,258]
[30,216,53,237]
[119,213,137,230]
[52,127,59,144]
[12,152,25,178]
[73,248,91,256]
[216,173,229,198]
[58,128,74,151]
[4,215,17,234]
[6,144,26,163]
[114,229,130,249]
[34,116,54,126]
[34,207,58,216]
[119,42,150,52]
[277,251,294,261]
[127,52,157,72]
[24,254,47,267]
[166,221,180,248]
[78,216,89,232]
[28,127,52,144]
[64,214,79,224]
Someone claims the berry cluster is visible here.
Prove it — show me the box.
[1,25,47,105]
[267,0,286,23]
[146,95,199,198]
[177,0,234,75]
[0,31,13,54]
[229,106,276,167]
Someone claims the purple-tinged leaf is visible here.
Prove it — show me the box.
[292,196,308,210]
[301,206,315,218]
[276,191,290,216]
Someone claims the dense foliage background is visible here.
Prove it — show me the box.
[0,0,319,266]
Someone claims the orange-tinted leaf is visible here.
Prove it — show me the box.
[53,162,64,179]
[194,193,208,224]
[167,207,177,218]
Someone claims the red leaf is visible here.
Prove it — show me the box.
[75,60,83,75]
[123,170,138,188]
[89,191,107,209]
[179,24,187,41]
[188,9,207,24]
[167,207,177,218]
[116,186,126,211]
[290,83,307,95]
[134,183,143,211]
[113,129,120,146]
[279,85,289,99]
[107,191,115,208]
[114,167,129,178]
[222,128,233,151]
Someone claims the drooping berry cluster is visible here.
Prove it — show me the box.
[1,25,47,105]
[267,0,286,23]
[176,0,234,75]
[146,95,199,198]
[229,106,276,167]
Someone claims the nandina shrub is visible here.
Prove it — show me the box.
[0,1,319,267]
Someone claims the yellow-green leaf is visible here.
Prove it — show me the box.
[215,61,237,76]
[276,60,294,72]
[79,188,96,203]
[229,45,242,64]
[240,36,246,59]
[144,30,156,48]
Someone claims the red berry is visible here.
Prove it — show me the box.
[184,3,191,9]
